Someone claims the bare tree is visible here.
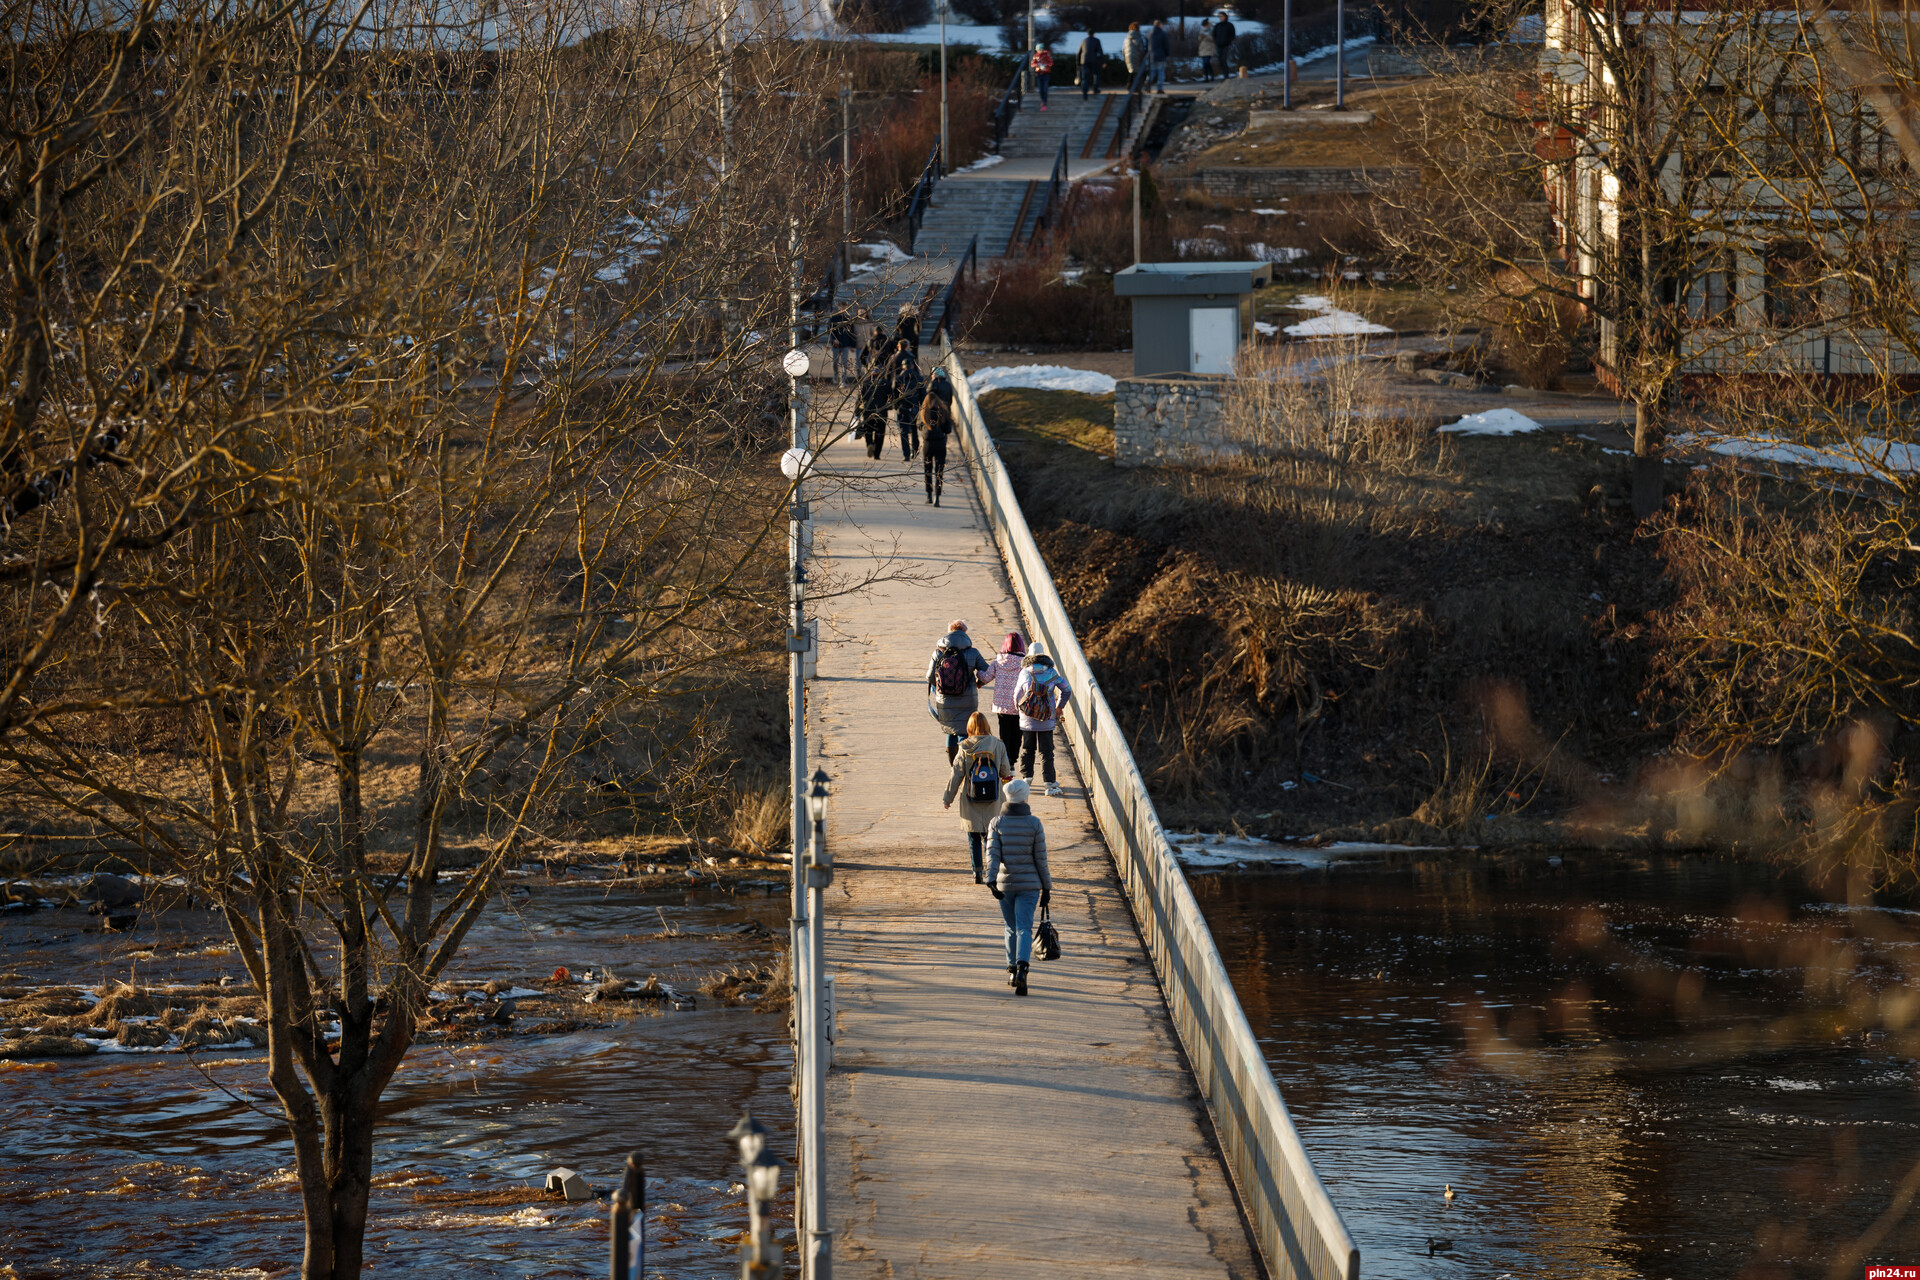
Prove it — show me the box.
[0,2,847,1276]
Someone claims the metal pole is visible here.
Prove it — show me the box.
[1282,0,1291,108]
[786,217,812,1258]
[1335,0,1345,109]
[805,811,833,1280]
[939,0,949,172]
[1026,0,1034,91]
[610,1151,644,1280]
[841,79,853,277]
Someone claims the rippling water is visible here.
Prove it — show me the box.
[1193,851,1920,1279]
[0,879,796,1278]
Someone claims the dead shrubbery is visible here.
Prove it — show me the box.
[956,255,1130,347]
[1479,267,1585,389]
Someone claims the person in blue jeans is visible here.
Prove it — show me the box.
[1148,19,1171,92]
[985,777,1051,996]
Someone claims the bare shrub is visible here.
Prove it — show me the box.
[1480,267,1585,389]
[1225,329,1434,470]
[958,255,1130,346]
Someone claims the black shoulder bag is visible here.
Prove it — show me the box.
[1035,903,1062,961]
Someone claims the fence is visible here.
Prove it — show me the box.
[941,344,1361,1280]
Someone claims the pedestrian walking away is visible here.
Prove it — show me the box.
[1197,26,1217,81]
[1014,642,1073,796]
[942,711,1014,883]
[987,631,1027,752]
[1148,20,1170,92]
[925,363,955,413]
[1030,44,1053,108]
[919,385,955,506]
[1122,21,1145,79]
[1211,10,1236,74]
[894,303,921,366]
[1077,30,1103,97]
[893,354,926,461]
[926,619,993,763]
[828,306,858,385]
[985,777,1051,996]
[858,358,890,459]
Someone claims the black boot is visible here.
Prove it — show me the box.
[1014,961,1029,996]
[1006,964,1018,988]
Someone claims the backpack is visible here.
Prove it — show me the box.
[1017,672,1055,721]
[935,648,973,697]
[969,751,1000,803]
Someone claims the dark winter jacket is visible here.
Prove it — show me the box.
[987,803,1051,894]
[829,309,857,348]
[1148,25,1170,60]
[1078,34,1103,68]
[1212,18,1236,53]
[927,371,955,411]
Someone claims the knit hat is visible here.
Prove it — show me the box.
[949,619,968,632]
[1000,632,1027,656]
[1004,777,1030,803]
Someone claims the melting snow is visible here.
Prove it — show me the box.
[969,365,1117,395]
[1170,831,1444,870]
[956,153,1006,173]
[1441,408,1543,437]
[1283,295,1392,339]
[1671,430,1920,476]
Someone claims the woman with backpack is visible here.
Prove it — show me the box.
[918,384,954,506]
[985,777,1050,996]
[942,710,1014,883]
[986,631,1027,749]
[926,619,993,763]
[1013,643,1073,797]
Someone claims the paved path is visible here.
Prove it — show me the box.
[807,384,1259,1279]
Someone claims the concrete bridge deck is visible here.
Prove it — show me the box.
[808,384,1259,1279]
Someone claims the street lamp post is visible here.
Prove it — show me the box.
[938,0,949,172]
[732,1113,785,1280]
[1282,0,1291,108]
[840,78,853,277]
[803,769,834,1280]
[1334,0,1345,109]
[1025,0,1034,92]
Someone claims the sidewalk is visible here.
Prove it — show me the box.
[807,384,1258,1279]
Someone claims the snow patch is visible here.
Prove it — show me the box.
[1170,831,1444,870]
[1671,430,1920,476]
[1440,408,1543,437]
[969,365,1117,395]
[955,153,1006,173]
[1248,243,1308,263]
[1283,295,1392,339]
[1250,34,1374,73]
[1254,321,1278,337]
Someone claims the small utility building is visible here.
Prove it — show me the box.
[1113,261,1274,377]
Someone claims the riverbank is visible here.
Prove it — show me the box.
[979,385,1782,854]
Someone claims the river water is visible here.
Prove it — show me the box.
[1191,850,1920,1279]
[0,878,797,1278]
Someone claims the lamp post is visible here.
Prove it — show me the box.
[938,0,949,173]
[802,769,833,1280]
[1334,0,1345,109]
[1025,0,1034,92]
[732,1113,784,1280]
[1281,0,1291,108]
[840,78,853,277]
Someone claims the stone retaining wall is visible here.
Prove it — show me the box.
[1113,373,1235,468]
[1195,166,1420,198]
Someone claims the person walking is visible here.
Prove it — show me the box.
[942,710,1014,883]
[919,382,954,506]
[1211,11,1237,76]
[893,353,925,462]
[858,356,890,459]
[828,306,858,386]
[1196,25,1217,81]
[1014,642,1073,797]
[1029,43,1054,109]
[927,619,993,763]
[985,777,1050,996]
[1122,21,1145,82]
[1076,30,1104,97]
[987,631,1027,749]
[894,303,921,366]
[1148,19,1170,93]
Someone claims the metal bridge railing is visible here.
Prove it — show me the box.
[940,342,1361,1280]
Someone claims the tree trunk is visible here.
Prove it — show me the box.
[294,1076,379,1280]
[1632,399,1663,519]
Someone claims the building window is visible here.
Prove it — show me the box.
[1686,252,1737,324]
[1765,242,1822,328]
[1766,89,1815,169]
[1843,95,1903,174]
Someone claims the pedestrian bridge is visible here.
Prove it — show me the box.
[805,348,1358,1279]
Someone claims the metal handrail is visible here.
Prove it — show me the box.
[1027,134,1069,250]
[904,140,942,253]
[991,60,1024,154]
[933,233,979,341]
[1112,60,1151,158]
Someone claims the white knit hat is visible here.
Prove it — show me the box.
[1004,777,1030,803]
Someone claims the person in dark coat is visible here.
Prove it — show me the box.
[894,304,921,366]
[858,357,890,459]
[893,354,926,461]
[942,710,1014,883]
[1211,11,1237,75]
[828,307,858,386]
[1077,31,1104,97]
[920,385,954,506]
[1148,20,1171,92]
[985,777,1051,995]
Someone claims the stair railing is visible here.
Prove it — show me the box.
[991,61,1024,154]
[933,233,979,342]
[1112,60,1150,158]
[1026,134,1069,251]
[903,141,942,254]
